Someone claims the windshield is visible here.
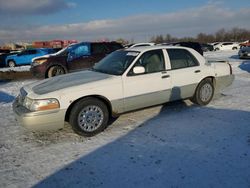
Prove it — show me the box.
[53,47,68,56]
[93,50,139,75]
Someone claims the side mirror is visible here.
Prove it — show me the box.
[133,66,145,74]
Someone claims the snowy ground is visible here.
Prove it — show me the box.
[0,65,30,72]
[0,50,250,188]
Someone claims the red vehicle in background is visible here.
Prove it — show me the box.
[32,40,78,49]
[240,40,250,47]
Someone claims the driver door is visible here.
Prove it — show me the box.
[122,49,172,112]
[15,51,28,65]
[67,43,94,71]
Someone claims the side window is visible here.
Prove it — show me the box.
[167,49,199,70]
[92,43,107,54]
[105,43,123,51]
[21,50,29,55]
[69,44,90,60]
[130,49,165,74]
[29,50,37,54]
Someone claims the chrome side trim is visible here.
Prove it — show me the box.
[110,83,197,114]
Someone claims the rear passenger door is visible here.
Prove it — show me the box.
[166,49,201,100]
[27,50,39,63]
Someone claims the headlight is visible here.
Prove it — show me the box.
[33,59,47,66]
[23,97,60,111]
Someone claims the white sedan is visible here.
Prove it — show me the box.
[214,42,239,51]
[13,46,234,136]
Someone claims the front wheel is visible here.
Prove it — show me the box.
[191,79,214,105]
[8,60,16,67]
[69,98,109,137]
[47,65,65,78]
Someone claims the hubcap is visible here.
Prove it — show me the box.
[200,83,213,102]
[9,62,15,67]
[78,105,104,132]
[52,67,64,76]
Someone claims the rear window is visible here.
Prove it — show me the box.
[167,49,199,70]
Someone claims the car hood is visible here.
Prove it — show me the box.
[32,53,66,62]
[32,70,112,95]
[32,53,55,61]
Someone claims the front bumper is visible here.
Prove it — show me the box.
[13,100,66,131]
[30,64,46,78]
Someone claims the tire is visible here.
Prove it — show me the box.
[191,78,214,105]
[215,48,219,51]
[232,47,237,50]
[47,65,65,78]
[69,98,109,136]
[8,60,15,67]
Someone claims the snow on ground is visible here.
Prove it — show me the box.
[0,65,30,72]
[0,50,250,188]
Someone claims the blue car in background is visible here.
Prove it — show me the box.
[5,48,56,67]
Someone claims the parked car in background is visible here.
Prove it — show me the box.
[14,46,234,136]
[125,43,155,48]
[0,49,11,55]
[214,42,239,51]
[31,42,123,78]
[201,43,214,52]
[161,42,203,55]
[0,50,21,68]
[5,48,56,67]
[0,53,11,68]
[239,40,250,47]
[210,42,220,47]
[238,46,250,59]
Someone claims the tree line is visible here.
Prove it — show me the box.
[149,27,250,44]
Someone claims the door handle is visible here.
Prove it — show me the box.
[195,70,201,73]
[162,75,170,79]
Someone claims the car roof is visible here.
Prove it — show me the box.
[122,45,195,53]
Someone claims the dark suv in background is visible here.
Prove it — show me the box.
[31,42,123,78]
[161,42,203,56]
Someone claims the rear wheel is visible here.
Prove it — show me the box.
[47,65,65,78]
[8,60,15,67]
[69,98,109,137]
[232,47,237,50]
[191,79,214,105]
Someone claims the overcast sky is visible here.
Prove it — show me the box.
[0,0,249,44]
